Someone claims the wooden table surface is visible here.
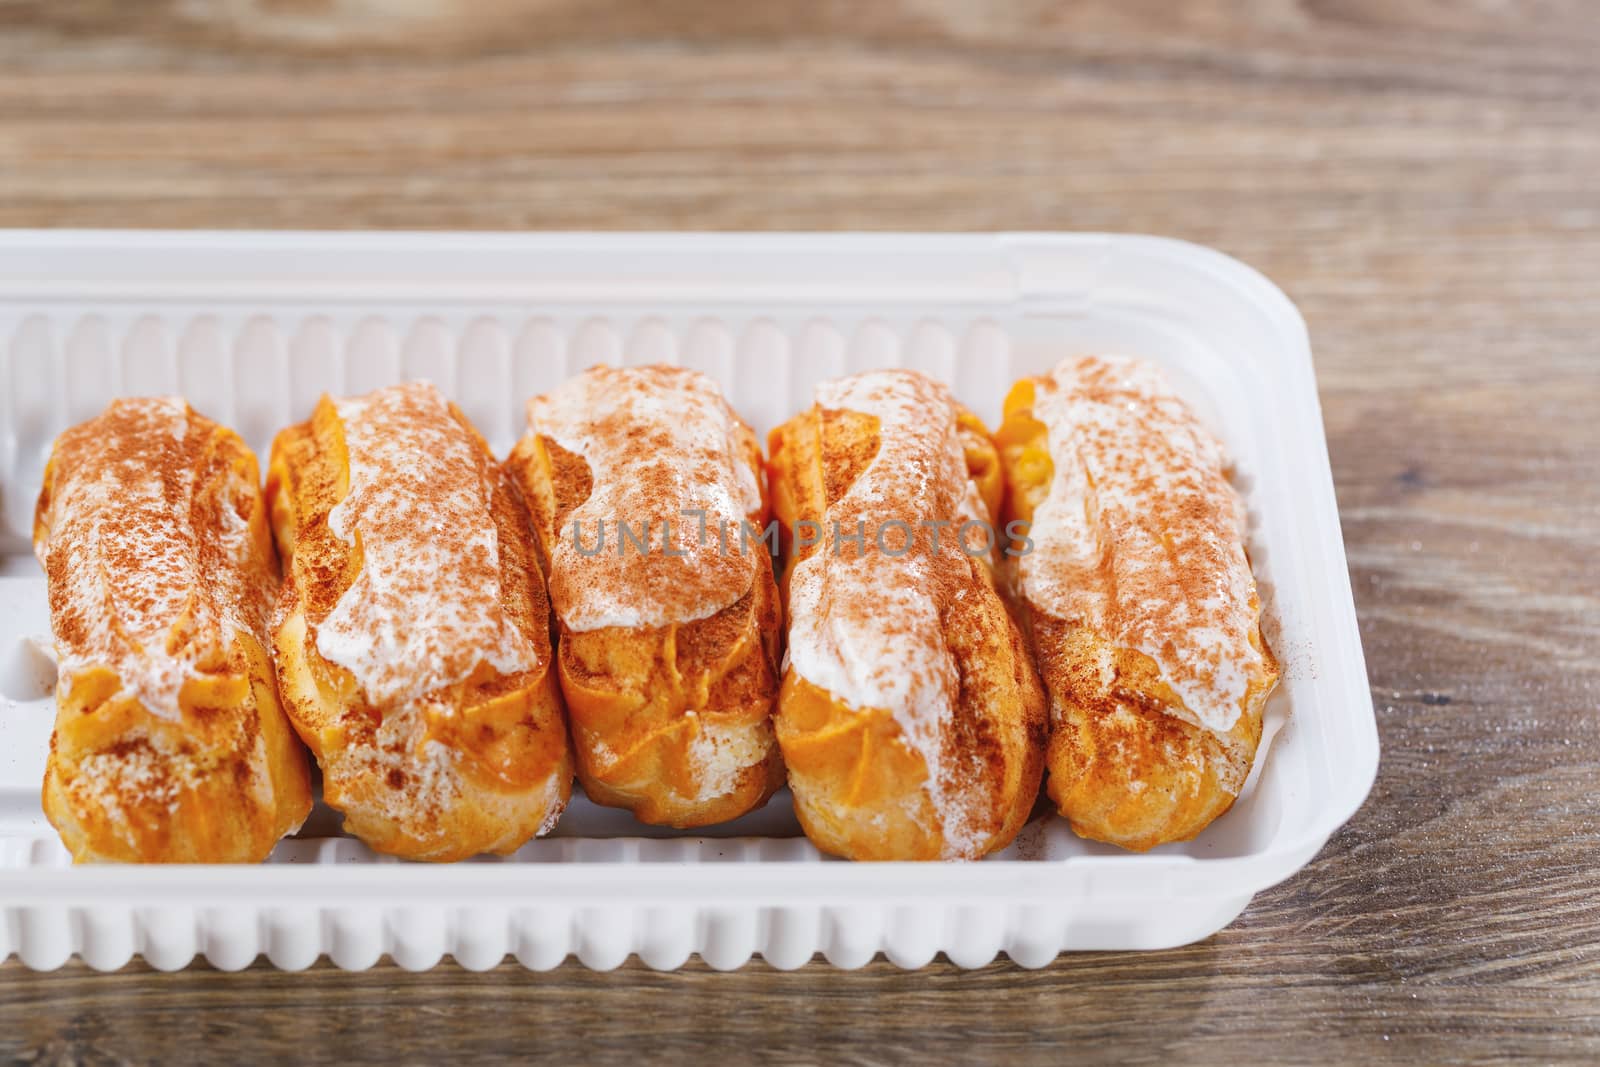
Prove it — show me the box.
[2,2,1597,1063]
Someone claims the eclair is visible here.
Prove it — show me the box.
[996,355,1279,850]
[506,364,784,828]
[767,369,1047,861]
[268,380,572,860]
[33,398,312,863]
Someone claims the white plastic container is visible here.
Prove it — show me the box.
[0,231,1377,971]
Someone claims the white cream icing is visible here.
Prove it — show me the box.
[522,365,764,633]
[315,381,539,709]
[784,370,992,858]
[1020,355,1264,734]
[36,397,267,721]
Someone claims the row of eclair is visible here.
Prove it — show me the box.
[31,354,1278,864]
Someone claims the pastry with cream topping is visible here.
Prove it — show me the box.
[33,398,312,863]
[996,355,1279,851]
[506,364,784,827]
[268,381,572,860]
[767,369,1047,861]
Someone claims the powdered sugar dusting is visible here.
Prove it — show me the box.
[315,381,539,709]
[1021,355,1264,734]
[684,712,774,803]
[34,397,271,720]
[347,724,462,820]
[321,697,566,852]
[74,745,184,822]
[534,776,568,838]
[523,365,764,632]
[784,370,989,858]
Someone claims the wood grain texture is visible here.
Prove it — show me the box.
[1,0,1598,1064]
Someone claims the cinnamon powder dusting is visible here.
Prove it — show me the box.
[33,397,272,719]
[314,381,540,709]
[522,365,764,633]
[1021,355,1265,734]
[784,370,996,856]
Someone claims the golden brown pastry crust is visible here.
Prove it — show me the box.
[767,370,1046,861]
[33,399,311,863]
[506,365,783,828]
[268,382,571,861]
[996,358,1279,851]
